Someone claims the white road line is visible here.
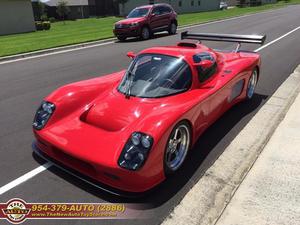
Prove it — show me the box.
[0,24,299,196]
[0,162,52,195]
[254,25,300,52]
[0,7,285,65]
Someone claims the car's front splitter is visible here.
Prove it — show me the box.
[32,141,154,198]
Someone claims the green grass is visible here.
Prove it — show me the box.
[179,0,300,26]
[0,0,299,57]
[0,17,120,57]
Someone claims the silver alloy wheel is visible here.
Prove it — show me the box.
[165,124,190,172]
[141,27,150,40]
[170,23,177,34]
[247,69,258,99]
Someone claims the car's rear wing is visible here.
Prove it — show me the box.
[181,31,266,52]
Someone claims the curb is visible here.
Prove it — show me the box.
[0,5,289,63]
[161,65,300,225]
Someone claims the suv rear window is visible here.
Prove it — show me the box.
[161,5,172,14]
[153,5,172,15]
[152,7,161,15]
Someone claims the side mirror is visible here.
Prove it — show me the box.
[127,51,136,59]
[151,11,159,17]
[199,60,214,70]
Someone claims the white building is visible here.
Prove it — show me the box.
[0,0,35,35]
[120,0,221,15]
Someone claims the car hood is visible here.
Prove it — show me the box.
[84,88,162,132]
[116,17,145,24]
[39,88,165,166]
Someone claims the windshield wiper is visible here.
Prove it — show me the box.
[125,70,135,99]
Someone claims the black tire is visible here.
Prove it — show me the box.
[246,68,259,100]
[168,22,177,35]
[117,36,126,42]
[164,121,191,176]
[140,26,151,40]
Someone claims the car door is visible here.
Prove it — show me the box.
[193,53,248,135]
[149,6,161,31]
[159,6,172,29]
[206,62,246,124]
[193,53,231,131]
[149,6,168,31]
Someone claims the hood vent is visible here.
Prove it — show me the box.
[177,42,197,48]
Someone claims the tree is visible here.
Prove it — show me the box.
[238,0,247,7]
[56,0,70,24]
[114,0,129,16]
[37,0,46,20]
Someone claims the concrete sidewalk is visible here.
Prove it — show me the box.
[215,85,300,225]
[162,65,300,225]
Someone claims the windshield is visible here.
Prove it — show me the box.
[118,54,192,98]
[127,8,150,18]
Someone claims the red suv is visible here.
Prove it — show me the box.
[113,4,178,41]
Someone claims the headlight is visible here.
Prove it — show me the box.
[115,23,122,29]
[141,135,151,148]
[130,22,139,27]
[118,132,154,171]
[33,101,55,130]
[131,133,141,146]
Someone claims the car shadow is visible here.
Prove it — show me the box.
[115,32,173,43]
[32,93,268,208]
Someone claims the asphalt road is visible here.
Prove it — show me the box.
[0,5,300,225]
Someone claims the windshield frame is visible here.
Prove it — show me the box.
[118,53,193,99]
[127,7,150,18]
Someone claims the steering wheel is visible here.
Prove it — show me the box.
[163,78,175,88]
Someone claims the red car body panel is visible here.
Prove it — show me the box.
[33,42,261,193]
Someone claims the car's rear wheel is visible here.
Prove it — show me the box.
[168,22,177,35]
[164,121,191,175]
[117,36,126,42]
[141,27,151,40]
[246,68,258,99]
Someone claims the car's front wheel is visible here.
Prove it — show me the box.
[246,68,258,100]
[164,121,191,175]
[117,36,127,42]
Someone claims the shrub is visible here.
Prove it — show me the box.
[49,17,56,23]
[42,21,51,30]
[40,14,48,21]
[56,0,70,24]
[35,21,51,31]
[35,21,43,30]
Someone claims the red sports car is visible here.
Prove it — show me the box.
[33,32,266,195]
